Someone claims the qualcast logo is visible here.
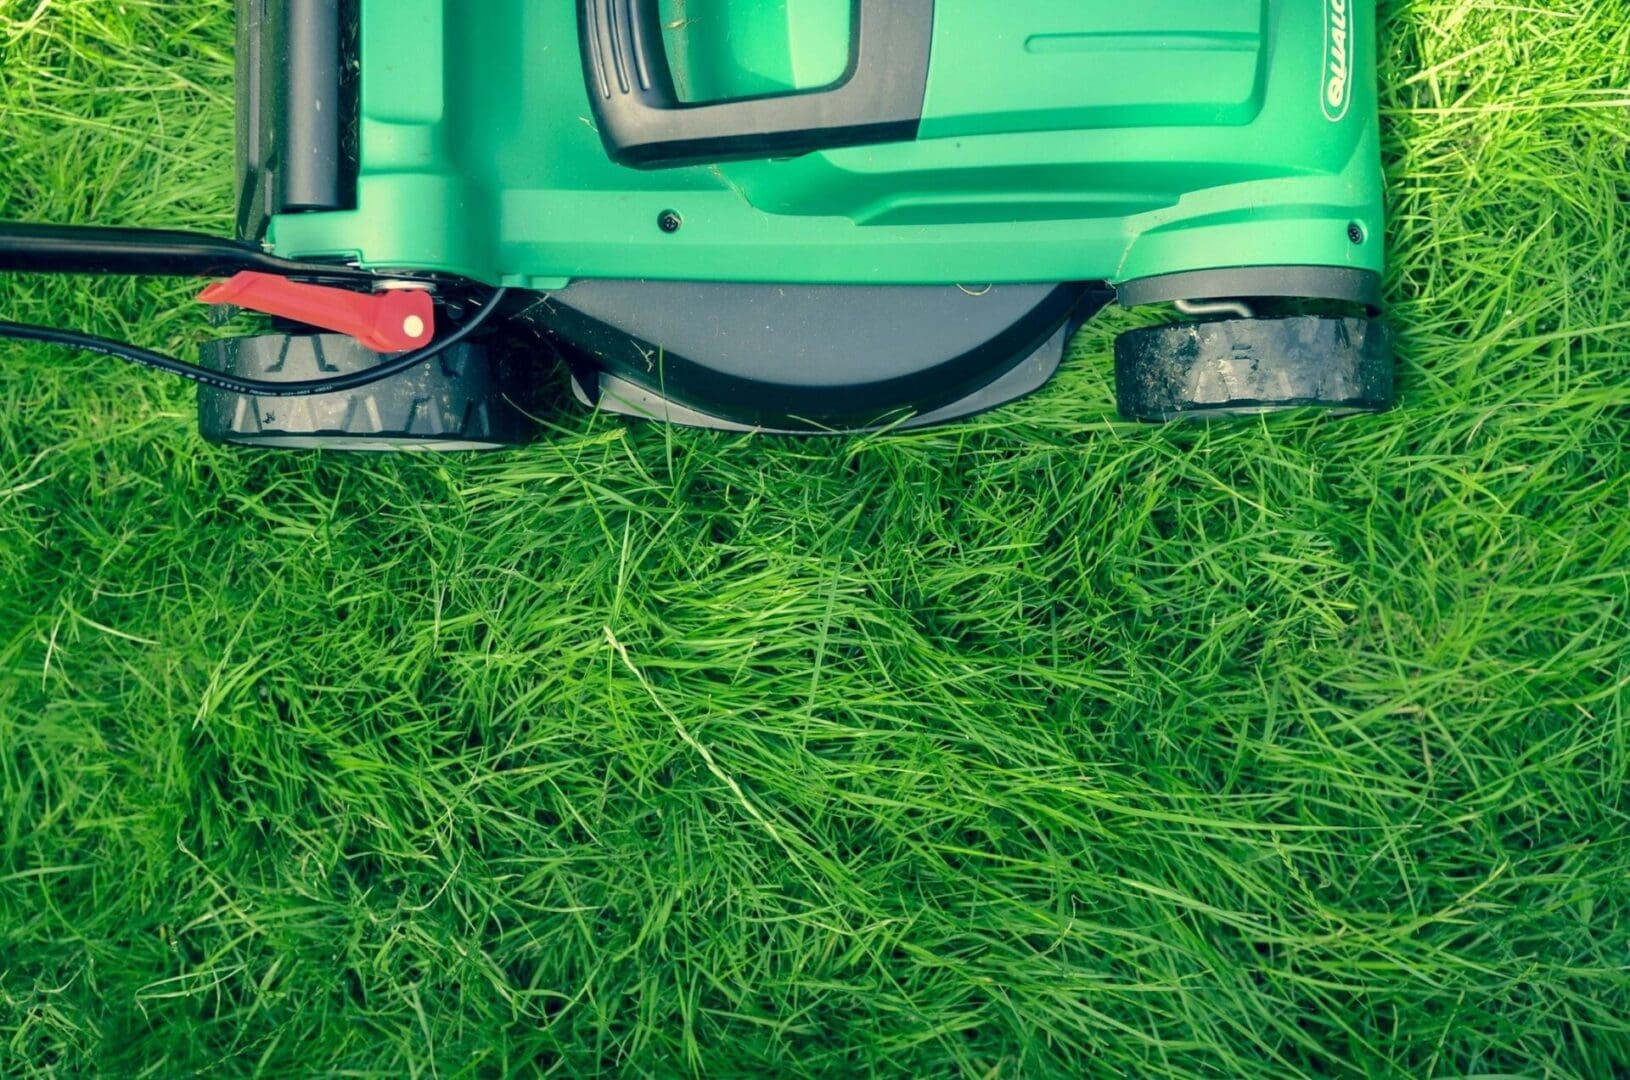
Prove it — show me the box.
[1323,0,1354,122]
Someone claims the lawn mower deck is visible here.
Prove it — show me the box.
[1,0,1393,448]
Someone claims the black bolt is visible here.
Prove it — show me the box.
[1347,223,1365,245]
[659,210,683,234]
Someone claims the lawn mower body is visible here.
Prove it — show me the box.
[7,0,1393,444]
[251,1,1383,290]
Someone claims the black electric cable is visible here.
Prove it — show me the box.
[0,288,509,398]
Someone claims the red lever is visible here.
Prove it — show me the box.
[198,273,435,353]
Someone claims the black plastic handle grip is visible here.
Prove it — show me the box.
[579,0,935,169]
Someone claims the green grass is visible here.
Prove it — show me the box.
[1,1,1628,1075]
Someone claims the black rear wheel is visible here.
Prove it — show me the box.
[1114,315,1394,422]
[199,333,540,450]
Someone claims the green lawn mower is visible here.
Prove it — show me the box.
[0,0,1393,448]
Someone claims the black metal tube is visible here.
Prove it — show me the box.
[277,0,347,212]
[0,222,378,282]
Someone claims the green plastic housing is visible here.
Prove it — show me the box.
[267,0,1385,292]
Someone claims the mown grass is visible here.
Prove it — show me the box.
[1,1,1627,1076]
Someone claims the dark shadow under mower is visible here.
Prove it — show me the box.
[1,0,1395,448]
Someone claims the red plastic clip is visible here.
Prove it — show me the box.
[198,272,435,353]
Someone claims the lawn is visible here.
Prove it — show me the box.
[1,2,1628,1076]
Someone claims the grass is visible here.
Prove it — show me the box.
[0,1,1627,1075]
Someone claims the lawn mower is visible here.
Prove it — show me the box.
[0,0,1392,449]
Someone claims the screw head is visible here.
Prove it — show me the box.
[1347,223,1366,245]
[658,210,683,234]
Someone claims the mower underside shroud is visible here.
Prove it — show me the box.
[546,281,1109,432]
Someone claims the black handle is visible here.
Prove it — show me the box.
[0,223,378,283]
[579,0,934,169]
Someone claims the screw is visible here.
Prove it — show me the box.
[658,210,683,234]
[1347,223,1366,245]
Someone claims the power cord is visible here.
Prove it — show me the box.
[0,288,510,398]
